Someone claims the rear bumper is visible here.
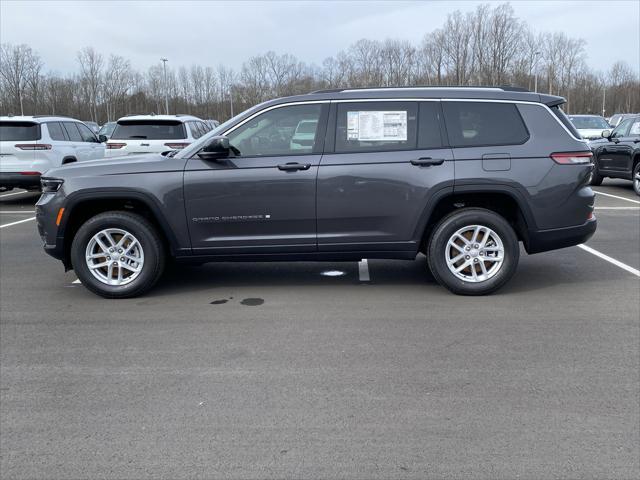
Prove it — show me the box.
[526,217,597,254]
[0,172,41,189]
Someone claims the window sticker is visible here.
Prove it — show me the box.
[347,111,408,141]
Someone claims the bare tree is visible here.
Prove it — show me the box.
[76,47,103,121]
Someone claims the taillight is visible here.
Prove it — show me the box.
[550,152,593,165]
[20,171,41,175]
[15,144,52,150]
[106,143,126,149]
[164,142,190,149]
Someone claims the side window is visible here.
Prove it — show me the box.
[629,120,640,136]
[47,122,67,141]
[227,104,323,157]
[77,123,98,142]
[335,102,417,153]
[418,102,444,149]
[62,122,83,142]
[443,102,529,147]
[612,119,632,138]
[200,122,210,135]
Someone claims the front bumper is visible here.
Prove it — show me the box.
[0,172,41,189]
[36,191,67,264]
[526,217,597,254]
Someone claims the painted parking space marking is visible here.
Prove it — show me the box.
[594,207,640,210]
[578,244,640,278]
[0,190,30,198]
[72,279,82,284]
[358,259,370,282]
[0,211,36,214]
[0,217,36,229]
[594,191,640,205]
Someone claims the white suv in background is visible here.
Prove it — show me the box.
[105,114,211,157]
[0,116,106,191]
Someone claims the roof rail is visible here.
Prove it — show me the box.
[32,115,75,119]
[310,85,531,94]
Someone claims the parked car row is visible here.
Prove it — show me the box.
[0,114,217,191]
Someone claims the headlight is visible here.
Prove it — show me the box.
[41,177,64,193]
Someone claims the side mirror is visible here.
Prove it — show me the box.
[98,134,108,143]
[601,130,611,139]
[197,136,230,160]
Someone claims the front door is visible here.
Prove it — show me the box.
[184,102,328,254]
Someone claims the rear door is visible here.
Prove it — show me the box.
[184,102,328,254]
[317,100,454,252]
[62,122,91,161]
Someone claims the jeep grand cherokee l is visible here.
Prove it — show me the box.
[35,86,596,298]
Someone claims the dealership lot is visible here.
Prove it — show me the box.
[1,182,638,478]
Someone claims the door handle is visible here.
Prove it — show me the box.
[410,157,445,167]
[277,162,311,171]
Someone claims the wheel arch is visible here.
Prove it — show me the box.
[416,185,536,253]
[59,189,181,268]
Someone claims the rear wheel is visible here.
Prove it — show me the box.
[633,162,640,196]
[71,211,165,298]
[427,208,519,295]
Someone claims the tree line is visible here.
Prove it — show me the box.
[1,3,638,124]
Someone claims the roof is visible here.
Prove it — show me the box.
[0,115,82,123]
[268,85,566,107]
[116,114,203,123]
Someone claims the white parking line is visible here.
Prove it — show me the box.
[0,211,36,214]
[594,191,640,205]
[72,279,82,284]
[578,244,640,278]
[0,217,36,229]
[358,259,370,282]
[594,207,640,210]
[0,190,30,198]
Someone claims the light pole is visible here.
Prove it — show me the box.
[533,51,542,93]
[161,58,169,114]
[602,86,606,118]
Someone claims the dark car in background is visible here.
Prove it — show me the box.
[590,114,640,195]
[35,86,596,298]
[608,113,639,128]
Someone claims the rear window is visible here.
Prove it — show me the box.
[443,102,529,147]
[0,122,41,141]
[112,120,186,140]
[550,106,580,139]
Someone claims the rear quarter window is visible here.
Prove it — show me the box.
[0,122,41,141]
[112,121,186,140]
[443,102,529,147]
[550,106,581,139]
[46,122,67,141]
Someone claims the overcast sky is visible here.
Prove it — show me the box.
[1,0,639,75]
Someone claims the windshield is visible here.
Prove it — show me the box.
[0,121,41,141]
[111,120,186,140]
[98,122,116,136]
[569,116,609,129]
[175,102,270,159]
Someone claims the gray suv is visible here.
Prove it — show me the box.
[36,86,596,298]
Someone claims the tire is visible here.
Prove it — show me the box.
[71,211,166,298]
[633,162,640,196]
[590,159,604,186]
[427,208,520,295]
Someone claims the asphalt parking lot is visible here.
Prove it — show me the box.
[1,180,638,479]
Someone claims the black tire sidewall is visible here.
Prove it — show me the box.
[428,209,519,295]
[633,163,640,196]
[71,212,164,298]
[590,158,603,186]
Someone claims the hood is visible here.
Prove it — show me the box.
[44,153,187,179]
[577,128,608,140]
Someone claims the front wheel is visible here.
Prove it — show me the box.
[427,208,520,295]
[71,211,166,298]
[633,162,640,196]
